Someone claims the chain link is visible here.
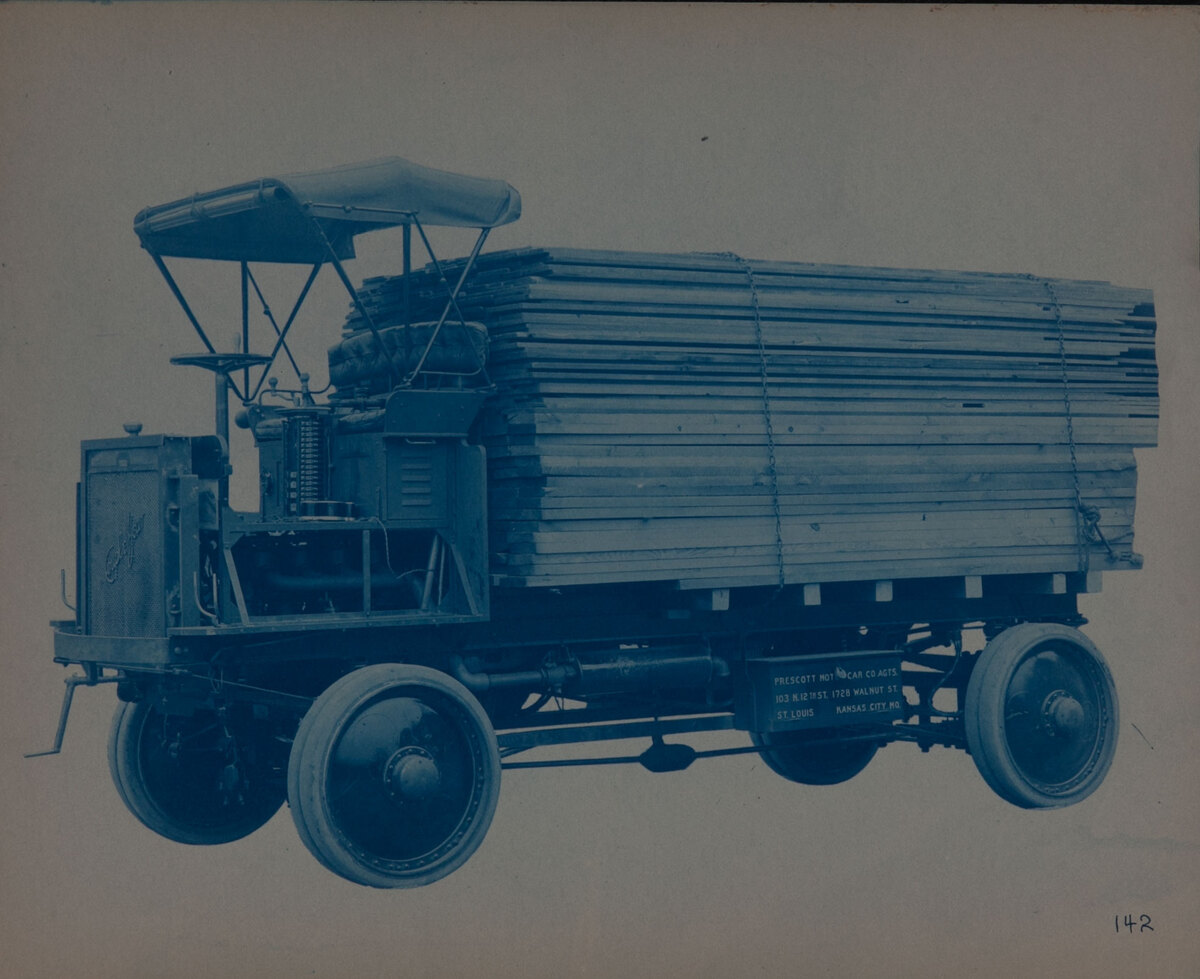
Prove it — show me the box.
[1043,279,1123,571]
[1044,279,1087,572]
[726,253,786,592]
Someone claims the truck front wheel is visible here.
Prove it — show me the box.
[108,700,286,845]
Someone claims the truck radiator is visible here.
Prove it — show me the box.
[81,437,204,638]
[86,467,165,637]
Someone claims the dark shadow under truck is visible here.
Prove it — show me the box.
[33,157,1158,887]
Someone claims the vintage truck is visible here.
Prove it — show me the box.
[32,158,1158,888]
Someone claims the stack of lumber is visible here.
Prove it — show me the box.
[342,248,1158,590]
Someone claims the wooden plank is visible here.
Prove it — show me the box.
[489,544,1131,589]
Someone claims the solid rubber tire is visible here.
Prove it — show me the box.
[751,729,878,785]
[108,700,285,845]
[287,664,501,888]
[965,623,1118,809]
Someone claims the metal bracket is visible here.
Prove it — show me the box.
[60,568,76,614]
[222,545,251,625]
[25,668,119,759]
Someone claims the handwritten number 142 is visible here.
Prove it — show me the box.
[1115,914,1153,933]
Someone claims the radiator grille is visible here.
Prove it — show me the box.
[86,470,164,637]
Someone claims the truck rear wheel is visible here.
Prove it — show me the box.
[965,623,1118,809]
[751,729,878,785]
[287,664,501,888]
[107,701,286,845]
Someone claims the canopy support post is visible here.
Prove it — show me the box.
[403,223,412,330]
[151,254,216,354]
[310,222,399,388]
[246,262,323,401]
[405,224,490,384]
[215,370,230,446]
[240,261,250,396]
[410,218,481,334]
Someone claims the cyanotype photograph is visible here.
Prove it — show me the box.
[1,5,1196,977]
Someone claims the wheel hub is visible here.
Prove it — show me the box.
[384,746,441,801]
[1041,689,1085,738]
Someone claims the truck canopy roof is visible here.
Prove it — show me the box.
[133,156,522,264]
